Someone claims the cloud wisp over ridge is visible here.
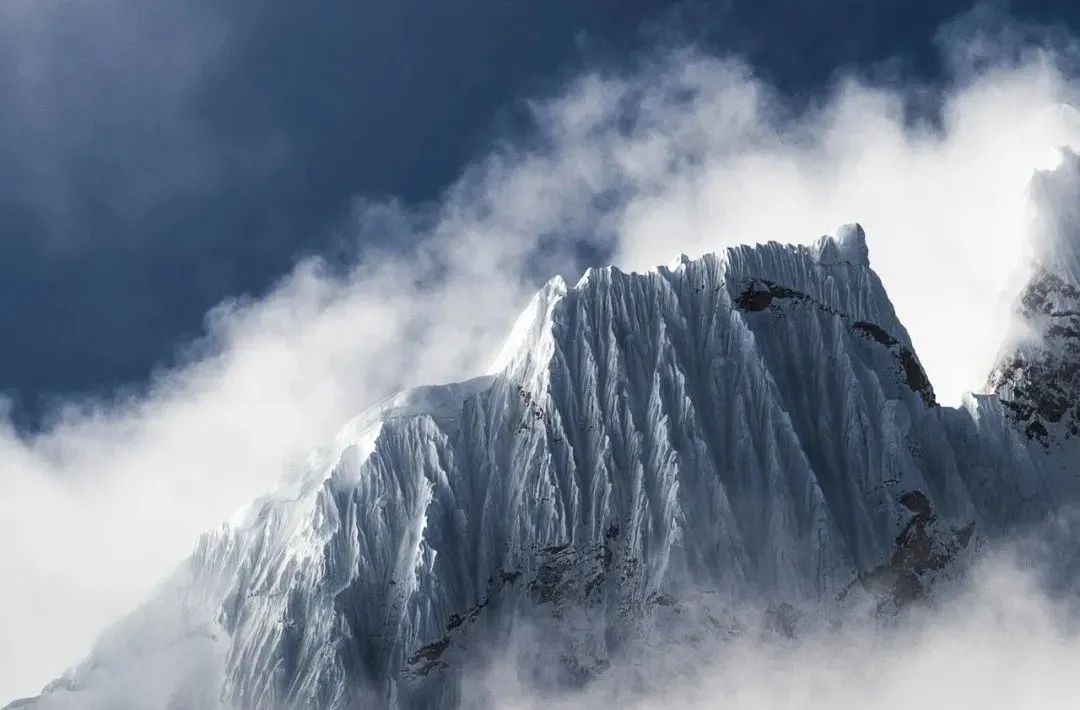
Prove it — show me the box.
[5,8,1080,703]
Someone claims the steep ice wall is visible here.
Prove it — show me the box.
[12,225,1070,710]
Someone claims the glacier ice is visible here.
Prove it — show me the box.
[11,224,1080,710]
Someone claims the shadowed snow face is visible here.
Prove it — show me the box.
[6,7,1080,704]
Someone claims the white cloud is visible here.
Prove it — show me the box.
[475,545,1080,710]
[4,7,1080,704]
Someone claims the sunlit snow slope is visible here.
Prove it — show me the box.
[12,225,1079,710]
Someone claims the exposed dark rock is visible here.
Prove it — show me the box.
[896,348,936,405]
[857,491,975,616]
[513,383,550,434]
[530,560,571,606]
[529,543,608,608]
[852,321,898,347]
[734,280,937,405]
[651,592,676,607]
[1026,419,1051,443]
[898,490,931,516]
[853,321,936,406]
[407,637,450,677]
[989,267,1080,445]
[734,279,812,312]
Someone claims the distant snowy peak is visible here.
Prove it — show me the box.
[989,157,1080,447]
[989,264,1080,445]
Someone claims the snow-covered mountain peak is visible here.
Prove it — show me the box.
[12,224,1075,710]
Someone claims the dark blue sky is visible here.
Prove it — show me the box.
[0,0,1073,425]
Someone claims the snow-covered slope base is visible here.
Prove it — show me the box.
[13,225,1080,710]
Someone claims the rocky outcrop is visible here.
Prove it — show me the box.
[732,277,937,406]
[989,267,1080,446]
[849,490,975,616]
